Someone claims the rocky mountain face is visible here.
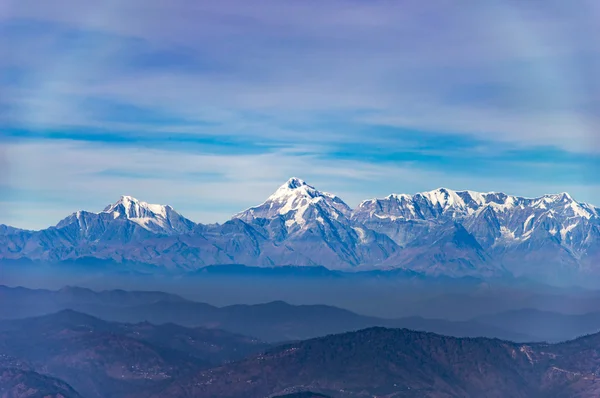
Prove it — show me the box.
[355,188,600,279]
[232,177,399,268]
[1,179,599,282]
[55,195,196,238]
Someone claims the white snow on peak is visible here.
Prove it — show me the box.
[560,222,579,241]
[234,177,351,227]
[54,195,193,235]
[352,226,369,243]
[359,187,597,218]
[354,187,599,247]
[267,177,337,203]
[103,195,171,219]
[420,188,468,210]
[567,201,595,219]
[386,193,413,200]
[100,195,180,232]
[463,190,489,206]
[524,214,535,231]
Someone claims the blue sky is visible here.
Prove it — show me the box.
[1,0,599,229]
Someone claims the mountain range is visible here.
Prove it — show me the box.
[2,177,599,283]
[0,285,535,343]
[5,309,600,397]
[5,286,600,397]
[7,284,600,343]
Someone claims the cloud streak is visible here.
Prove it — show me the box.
[0,0,599,227]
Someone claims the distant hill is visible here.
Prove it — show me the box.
[5,308,600,397]
[473,308,600,342]
[0,367,83,398]
[153,327,600,398]
[0,285,535,343]
[0,310,268,398]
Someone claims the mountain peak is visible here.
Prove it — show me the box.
[102,195,172,219]
[418,187,472,210]
[234,177,351,224]
[267,178,329,203]
[54,196,195,235]
[119,195,138,202]
[100,196,195,234]
[284,177,307,189]
[560,192,572,200]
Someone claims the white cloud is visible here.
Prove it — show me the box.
[1,0,599,152]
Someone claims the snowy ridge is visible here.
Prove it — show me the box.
[234,177,351,229]
[354,187,599,253]
[102,195,172,230]
[2,178,599,281]
[56,195,195,235]
[103,195,169,219]
[357,188,597,221]
[231,177,398,267]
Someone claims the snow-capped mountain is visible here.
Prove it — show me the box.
[102,195,196,234]
[235,178,351,227]
[234,178,399,268]
[354,189,598,243]
[355,188,597,224]
[0,179,599,283]
[56,196,196,237]
[354,188,600,280]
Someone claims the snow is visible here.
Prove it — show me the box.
[356,185,596,244]
[292,205,307,227]
[464,190,488,206]
[358,199,372,208]
[560,222,579,241]
[147,203,168,218]
[358,194,417,219]
[100,195,180,233]
[374,213,403,221]
[352,227,369,243]
[568,202,593,219]
[421,188,466,210]
[386,193,412,201]
[234,177,351,230]
[523,214,535,231]
[232,178,599,251]
[360,187,521,219]
[487,196,517,212]
[522,228,534,241]
[500,226,516,240]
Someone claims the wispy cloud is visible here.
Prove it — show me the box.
[0,0,599,228]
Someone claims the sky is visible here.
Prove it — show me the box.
[1,0,599,229]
